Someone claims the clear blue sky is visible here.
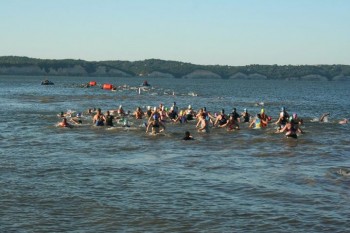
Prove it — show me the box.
[1,0,349,65]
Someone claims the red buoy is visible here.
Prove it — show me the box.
[103,83,114,90]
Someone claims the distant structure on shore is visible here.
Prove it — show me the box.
[0,56,349,81]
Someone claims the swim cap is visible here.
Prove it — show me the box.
[76,113,81,117]
[233,108,236,112]
[281,107,285,111]
[203,107,206,111]
[188,105,192,109]
[119,105,122,109]
[293,113,297,119]
[244,108,247,112]
[289,116,293,122]
[147,106,151,110]
[153,115,159,120]
[153,106,157,111]
[261,108,265,114]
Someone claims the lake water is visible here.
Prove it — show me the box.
[1,75,349,232]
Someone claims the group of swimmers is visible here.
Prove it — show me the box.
[58,102,348,139]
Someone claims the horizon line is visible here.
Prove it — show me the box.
[0,55,349,67]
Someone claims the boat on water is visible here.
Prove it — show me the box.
[41,80,54,85]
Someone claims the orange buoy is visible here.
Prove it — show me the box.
[103,83,114,90]
[89,81,97,86]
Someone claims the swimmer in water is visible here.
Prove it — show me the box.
[196,113,209,133]
[249,114,262,129]
[230,108,240,123]
[202,107,215,125]
[159,106,167,122]
[241,108,251,123]
[59,118,72,128]
[148,107,160,123]
[172,102,179,115]
[275,107,289,129]
[185,105,195,121]
[167,106,178,120]
[339,118,348,124]
[338,169,350,176]
[173,110,187,124]
[146,115,165,134]
[183,131,194,140]
[277,117,297,139]
[319,113,330,122]
[58,111,71,118]
[220,114,240,131]
[71,113,83,124]
[290,113,304,134]
[86,108,97,115]
[93,108,105,126]
[214,109,228,127]
[105,110,115,127]
[133,107,144,119]
[145,106,152,118]
[260,108,269,127]
[117,105,126,117]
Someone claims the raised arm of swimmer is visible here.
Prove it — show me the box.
[145,122,151,133]
[319,113,330,122]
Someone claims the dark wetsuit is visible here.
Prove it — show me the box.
[231,111,240,122]
[242,112,250,122]
[168,111,178,120]
[105,115,114,126]
[280,111,290,127]
[186,114,194,121]
[286,122,297,139]
[146,110,152,118]
[218,114,227,126]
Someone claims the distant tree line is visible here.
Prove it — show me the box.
[0,56,349,79]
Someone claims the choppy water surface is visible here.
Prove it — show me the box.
[1,76,350,232]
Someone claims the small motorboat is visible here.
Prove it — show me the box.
[41,80,54,85]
